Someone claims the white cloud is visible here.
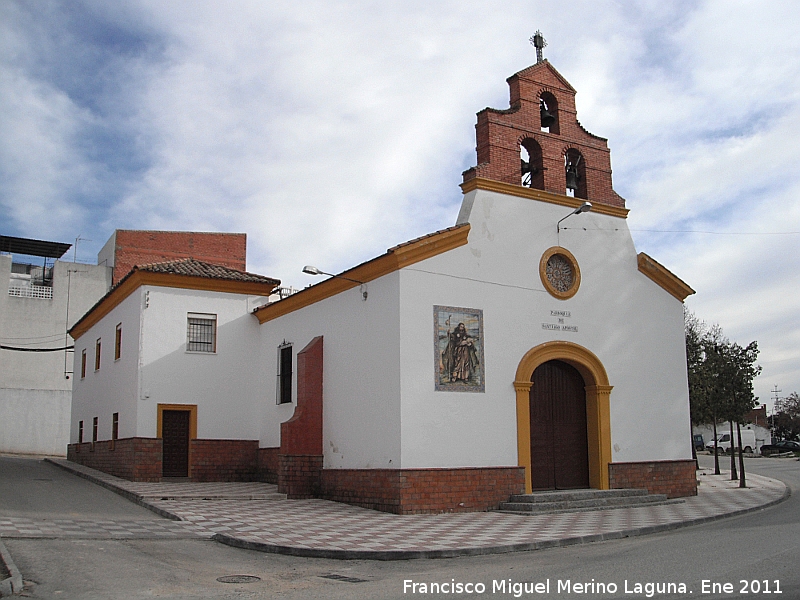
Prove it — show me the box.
[2,0,799,405]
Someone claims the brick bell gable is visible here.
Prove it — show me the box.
[462,60,625,208]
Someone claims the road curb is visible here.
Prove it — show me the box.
[44,458,183,522]
[213,484,791,561]
[0,539,23,597]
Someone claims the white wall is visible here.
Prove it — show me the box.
[71,285,273,444]
[70,288,142,443]
[0,389,71,455]
[394,188,693,468]
[258,273,402,469]
[253,188,692,472]
[2,256,111,455]
[136,286,271,440]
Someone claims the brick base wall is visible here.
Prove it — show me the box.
[67,438,162,482]
[608,460,698,498]
[68,438,263,482]
[257,447,280,483]
[189,439,258,482]
[278,454,323,498]
[320,467,526,514]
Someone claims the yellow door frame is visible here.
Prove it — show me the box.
[514,341,612,493]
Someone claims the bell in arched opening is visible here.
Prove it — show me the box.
[538,92,560,134]
[540,99,556,128]
[520,138,545,190]
[564,149,587,199]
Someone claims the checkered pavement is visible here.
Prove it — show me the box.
[1,460,787,557]
[0,517,207,539]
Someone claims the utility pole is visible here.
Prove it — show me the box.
[770,385,782,436]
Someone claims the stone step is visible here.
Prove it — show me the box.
[141,492,287,501]
[506,488,649,504]
[498,489,684,515]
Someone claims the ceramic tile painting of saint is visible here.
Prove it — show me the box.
[434,306,484,392]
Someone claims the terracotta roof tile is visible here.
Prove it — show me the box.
[135,258,279,285]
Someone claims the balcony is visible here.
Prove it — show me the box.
[8,284,53,299]
[7,265,53,300]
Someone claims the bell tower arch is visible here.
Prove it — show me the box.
[463,58,625,209]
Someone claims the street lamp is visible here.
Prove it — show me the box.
[302,265,368,301]
[557,201,592,233]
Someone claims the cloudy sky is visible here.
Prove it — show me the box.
[2,0,799,408]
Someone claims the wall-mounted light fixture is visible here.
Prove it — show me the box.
[302,265,368,301]
[557,201,592,233]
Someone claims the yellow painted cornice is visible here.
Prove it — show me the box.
[637,253,695,302]
[254,224,471,324]
[460,178,629,219]
[70,270,278,340]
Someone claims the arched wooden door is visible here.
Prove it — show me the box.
[529,360,590,490]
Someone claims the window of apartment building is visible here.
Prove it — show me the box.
[81,349,87,378]
[95,338,101,371]
[92,417,98,443]
[115,323,122,360]
[187,313,217,353]
[78,420,84,444]
[277,342,293,404]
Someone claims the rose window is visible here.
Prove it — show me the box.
[545,254,574,292]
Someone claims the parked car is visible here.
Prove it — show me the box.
[759,440,800,456]
[693,434,705,451]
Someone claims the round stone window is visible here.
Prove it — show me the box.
[539,247,581,299]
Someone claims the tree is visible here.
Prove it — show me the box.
[773,392,800,441]
[685,310,727,474]
[684,309,761,483]
[714,340,761,487]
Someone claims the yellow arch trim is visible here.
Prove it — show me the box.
[514,341,613,493]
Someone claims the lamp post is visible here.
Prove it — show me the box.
[557,201,592,233]
[302,266,368,301]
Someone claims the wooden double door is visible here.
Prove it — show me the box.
[529,360,590,490]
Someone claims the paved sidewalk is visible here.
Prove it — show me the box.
[2,459,788,560]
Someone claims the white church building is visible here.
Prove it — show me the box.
[68,58,697,514]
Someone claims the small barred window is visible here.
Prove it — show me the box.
[187,313,217,353]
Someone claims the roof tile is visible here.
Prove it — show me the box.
[135,258,279,285]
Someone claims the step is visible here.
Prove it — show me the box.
[498,488,684,515]
[140,492,287,501]
[506,488,649,504]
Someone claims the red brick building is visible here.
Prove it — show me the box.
[98,230,247,285]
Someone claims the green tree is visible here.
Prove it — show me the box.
[685,310,726,473]
[714,340,761,486]
[773,392,800,441]
[684,309,761,483]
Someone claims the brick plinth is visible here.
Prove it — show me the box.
[280,336,323,455]
[278,454,323,498]
[67,438,161,482]
[189,439,258,482]
[278,336,324,497]
[257,447,280,483]
[609,460,697,498]
[320,467,526,514]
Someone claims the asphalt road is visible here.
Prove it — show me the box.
[1,454,798,599]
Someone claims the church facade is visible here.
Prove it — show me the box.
[68,59,697,514]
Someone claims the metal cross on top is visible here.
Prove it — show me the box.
[530,30,547,63]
